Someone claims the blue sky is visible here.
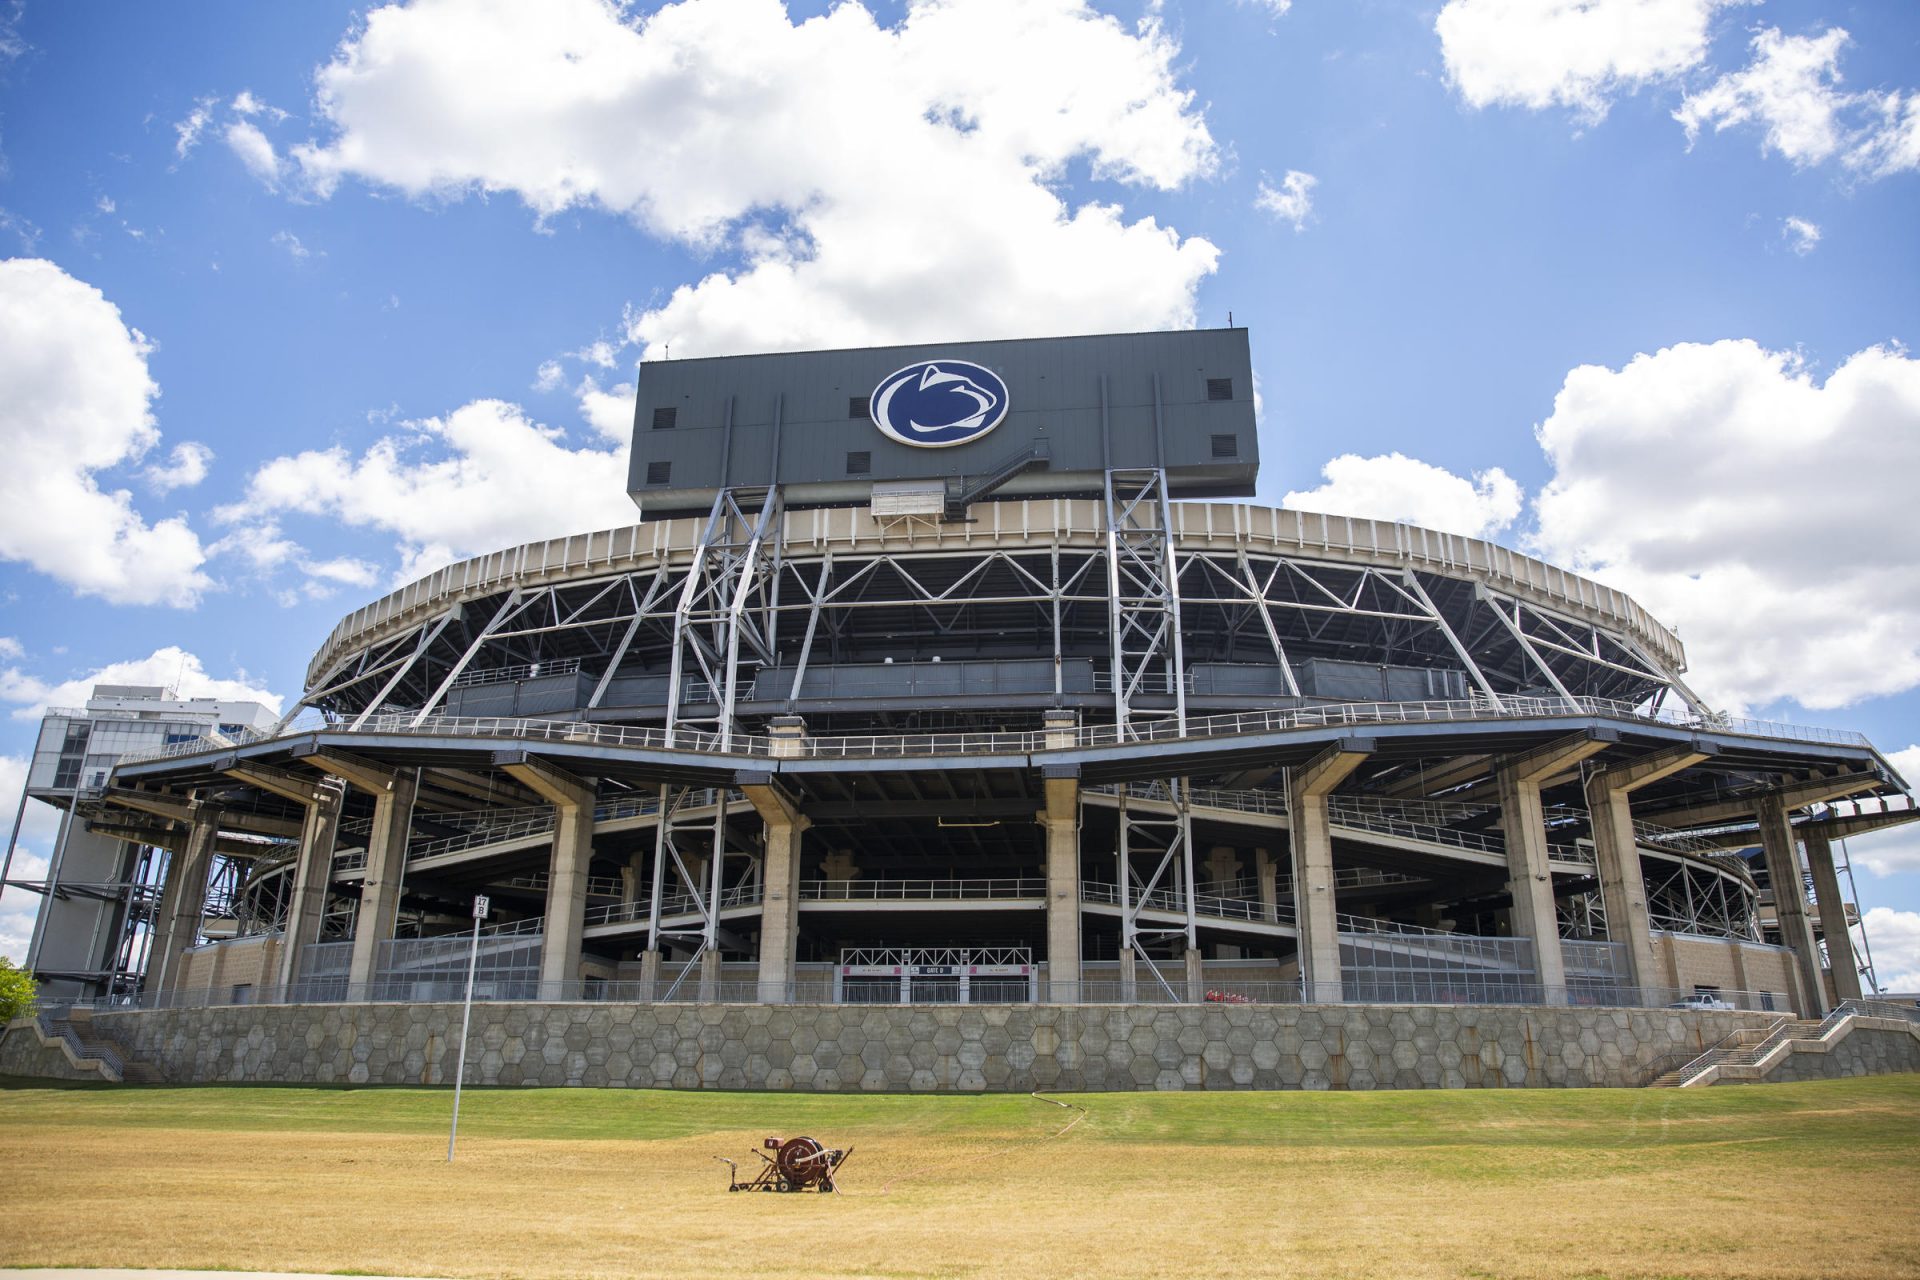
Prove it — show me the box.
[1,0,1916,978]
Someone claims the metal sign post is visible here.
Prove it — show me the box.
[447,894,488,1162]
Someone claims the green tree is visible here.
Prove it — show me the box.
[0,955,37,1024]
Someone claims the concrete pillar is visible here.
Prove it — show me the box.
[497,753,598,992]
[742,772,808,1005]
[1497,765,1569,1001]
[698,947,722,1001]
[540,801,593,990]
[347,773,418,990]
[1184,945,1204,1001]
[149,803,221,994]
[1586,781,1663,997]
[1040,768,1081,1001]
[278,783,344,989]
[638,947,661,1002]
[1254,847,1278,922]
[1117,945,1137,1002]
[756,814,808,1003]
[1758,794,1827,1017]
[1204,845,1239,889]
[1584,745,1706,999]
[1802,827,1862,1003]
[1287,739,1372,1003]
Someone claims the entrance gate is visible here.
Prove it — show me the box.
[833,946,1035,1004]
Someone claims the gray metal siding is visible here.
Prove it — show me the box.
[628,328,1257,514]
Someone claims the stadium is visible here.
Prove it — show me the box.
[6,327,1920,1091]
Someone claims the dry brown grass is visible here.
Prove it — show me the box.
[3,1080,1918,1280]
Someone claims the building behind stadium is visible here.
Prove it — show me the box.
[6,327,1919,1091]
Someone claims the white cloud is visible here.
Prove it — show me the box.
[230,89,289,123]
[0,259,210,606]
[174,96,216,157]
[271,229,316,260]
[1861,906,1920,993]
[1531,339,1920,712]
[208,519,381,598]
[144,440,213,493]
[1283,452,1522,540]
[534,359,565,392]
[1844,746,1920,879]
[1237,0,1292,17]
[576,378,634,443]
[1676,27,1852,166]
[0,645,284,721]
[1781,215,1820,255]
[225,120,282,187]
[1254,170,1317,230]
[1676,27,1920,178]
[220,399,639,583]
[290,0,1220,359]
[1436,0,1739,121]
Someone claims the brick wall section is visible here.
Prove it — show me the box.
[0,1019,112,1082]
[71,1003,1784,1092]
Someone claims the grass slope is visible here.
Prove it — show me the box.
[3,1076,1917,1279]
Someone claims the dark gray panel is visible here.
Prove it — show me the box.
[628,328,1259,515]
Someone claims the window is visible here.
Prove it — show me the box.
[217,723,246,737]
[1206,377,1233,401]
[651,406,677,431]
[164,732,199,746]
[1210,433,1238,459]
[846,451,871,475]
[645,460,672,485]
[849,396,870,419]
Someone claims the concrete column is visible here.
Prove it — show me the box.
[638,947,661,1002]
[1287,740,1372,1003]
[742,772,808,1005]
[278,783,344,989]
[1117,945,1137,1002]
[1184,945,1204,1001]
[149,803,221,993]
[498,753,598,992]
[347,773,418,989]
[1758,794,1827,1017]
[698,947,722,1001]
[1586,781,1663,996]
[1204,845,1239,889]
[755,815,808,1002]
[1498,767,1567,999]
[1585,745,1707,998]
[1494,734,1612,1004]
[1040,768,1081,1001]
[1254,847,1278,922]
[1802,827,1862,1003]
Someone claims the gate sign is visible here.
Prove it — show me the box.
[869,359,1010,448]
[472,895,490,920]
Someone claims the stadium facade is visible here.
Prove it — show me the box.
[7,327,1920,1091]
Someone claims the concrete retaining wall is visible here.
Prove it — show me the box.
[70,1002,1781,1091]
[0,1018,113,1082]
[1715,1017,1920,1086]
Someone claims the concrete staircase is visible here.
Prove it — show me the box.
[1647,1017,1826,1088]
[43,1010,164,1083]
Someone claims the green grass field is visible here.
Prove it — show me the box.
[4,1074,1918,1279]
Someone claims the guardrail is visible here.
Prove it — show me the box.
[799,877,1045,901]
[67,979,1793,1013]
[115,692,1872,769]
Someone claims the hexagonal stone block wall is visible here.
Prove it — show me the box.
[74,1002,1785,1091]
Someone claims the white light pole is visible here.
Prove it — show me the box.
[447,893,488,1162]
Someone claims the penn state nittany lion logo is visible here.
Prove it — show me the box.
[869,359,1010,448]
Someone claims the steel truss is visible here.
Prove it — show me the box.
[647,784,760,991]
[305,546,1679,731]
[1644,855,1762,940]
[1106,470,1195,999]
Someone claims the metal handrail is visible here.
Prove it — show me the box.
[799,878,1045,901]
[116,692,1870,769]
